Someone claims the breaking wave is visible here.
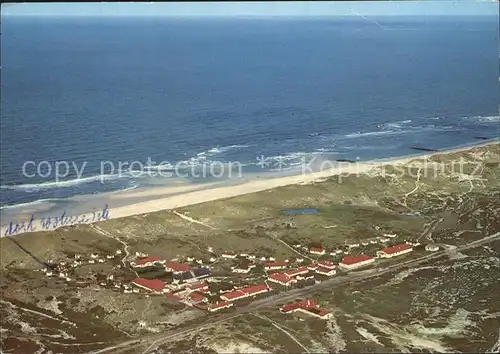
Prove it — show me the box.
[344,130,401,138]
[342,124,456,140]
[465,115,500,123]
[0,174,122,191]
[378,119,413,130]
[204,144,249,156]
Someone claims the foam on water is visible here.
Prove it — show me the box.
[464,115,500,123]
[205,144,249,155]
[342,124,457,140]
[344,130,401,138]
[0,173,122,191]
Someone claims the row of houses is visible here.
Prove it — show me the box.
[222,252,281,262]
[297,232,402,256]
[267,261,338,286]
[231,258,312,274]
[130,257,192,274]
[225,243,415,279]
[44,249,126,278]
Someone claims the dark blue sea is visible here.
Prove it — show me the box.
[1,15,499,212]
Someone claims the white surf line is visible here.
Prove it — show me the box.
[172,210,216,230]
[252,314,310,353]
[0,299,76,327]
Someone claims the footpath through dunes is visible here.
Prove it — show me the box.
[0,143,498,354]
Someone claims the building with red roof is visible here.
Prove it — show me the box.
[309,247,325,255]
[189,292,208,303]
[189,282,209,292]
[306,307,332,319]
[338,255,375,270]
[130,257,165,268]
[241,284,269,296]
[284,267,309,278]
[263,261,288,271]
[318,261,336,270]
[131,278,166,293]
[268,273,297,286]
[164,261,192,274]
[280,299,332,319]
[307,263,319,271]
[220,284,270,301]
[280,299,317,313]
[376,244,413,259]
[220,290,246,301]
[315,267,337,277]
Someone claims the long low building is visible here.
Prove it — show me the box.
[317,261,336,270]
[338,255,375,270]
[315,266,336,277]
[220,284,270,302]
[263,261,288,271]
[131,278,167,294]
[376,244,413,258]
[284,267,309,277]
[280,299,332,320]
[207,301,233,312]
[164,261,192,274]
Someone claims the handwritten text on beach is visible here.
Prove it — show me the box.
[3,205,110,237]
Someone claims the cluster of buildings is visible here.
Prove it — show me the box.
[31,224,441,325]
[129,274,272,312]
[129,256,212,289]
[37,250,125,282]
[267,260,337,286]
[293,232,414,258]
[337,244,416,270]
[48,232,427,318]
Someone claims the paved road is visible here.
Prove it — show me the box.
[91,232,500,354]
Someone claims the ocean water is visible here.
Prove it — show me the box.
[1,15,499,212]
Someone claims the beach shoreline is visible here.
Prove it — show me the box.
[1,139,498,238]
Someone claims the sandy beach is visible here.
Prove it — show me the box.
[2,140,497,237]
